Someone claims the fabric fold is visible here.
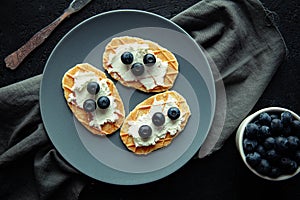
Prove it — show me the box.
[171,0,287,157]
[0,75,87,200]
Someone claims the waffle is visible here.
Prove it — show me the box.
[120,91,191,155]
[62,63,125,135]
[103,36,178,93]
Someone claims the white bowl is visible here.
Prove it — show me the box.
[236,107,300,181]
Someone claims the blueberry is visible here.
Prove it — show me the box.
[255,159,271,176]
[254,120,262,128]
[279,157,298,174]
[292,120,300,133]
[269,167,282,178]
[270,114,279,120]
[256,145,266,157]
[143,53,156,66]
[265,149,280,162]
[258,112,272,126]
[245,123,259,139]
[131,62,144,76]
[152,112,165,126]
[167,107,180,120]
[279,157,289,168]
[243,138,258,153]
[281,111,293,126]
[287,136,300,150]
[279,157,292,169]
[121,52,134,64]
[294,151,300,165]
[83,99,96,112]
[263,137,276,150]
[282,125,292,136]
[138,125,152,139]
[257,125,271,140]
[275,136,289,153]
[97,96,110,109]
[246,152,261,167]
[286,160,298,174]
[87,82,100,95]
[271,119,283,133]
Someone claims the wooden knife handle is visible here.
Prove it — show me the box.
[5,12,70,70]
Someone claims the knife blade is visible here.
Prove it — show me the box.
[5,0,93,70]
[66,0,93,14]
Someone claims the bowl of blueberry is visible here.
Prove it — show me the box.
[236,107,300,180]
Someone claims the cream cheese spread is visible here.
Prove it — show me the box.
[107,43,168,90]
[68,71,120,129]
[127,95,186,147]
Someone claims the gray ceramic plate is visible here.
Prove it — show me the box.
[40,9,216,185]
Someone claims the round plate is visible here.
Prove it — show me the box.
[40,9,216,185]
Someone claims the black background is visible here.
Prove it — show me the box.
[1,0,300,199]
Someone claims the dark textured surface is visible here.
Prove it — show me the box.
[1,0,300,199]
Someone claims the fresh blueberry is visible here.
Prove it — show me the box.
[294,151,300,165]
[255,159,271,176]
[258,112,272,126]
[83,99,96,112]
[271,119,283,134]
[287,136,300,150]
[97,96,110,109]
[270,114,279,120]
[279,157,298,174]
[263,137,276,150]
[121,52,134,64]
[246,152,261,167]
[275,136,289,153]
[269,167,282,178]
[138,125,152,139]
[254,120,262,128]
[245,123,259,139]
[256,145,266,157]
[87,82,100,95]
[279,157,292,169]
[167,107,181,120]
[281,111,293,126]
[282,125,292,136]
[152,112,165,126]
[257,125,271,140]
[243,138,258,153]
[131,62,144,76]
[292,120,300,132]
[279,157,289,168]
[265,149,280,162]
[286,160,298,174]
[143,53,156,66]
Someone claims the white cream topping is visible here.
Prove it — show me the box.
[68,71,119,129]
[127,95,186,147]
[107,43,168,90]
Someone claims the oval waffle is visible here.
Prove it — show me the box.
[62,63,125,135]
[120,91,191,155]
[103,36,178,93]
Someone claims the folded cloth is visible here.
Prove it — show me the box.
[0,0,287,199]
[171,0,287,158]
[0,75,88,200]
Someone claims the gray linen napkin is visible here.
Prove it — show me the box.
[0,0,287,199]
[171,0,287,158]
[0,75,87,200]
